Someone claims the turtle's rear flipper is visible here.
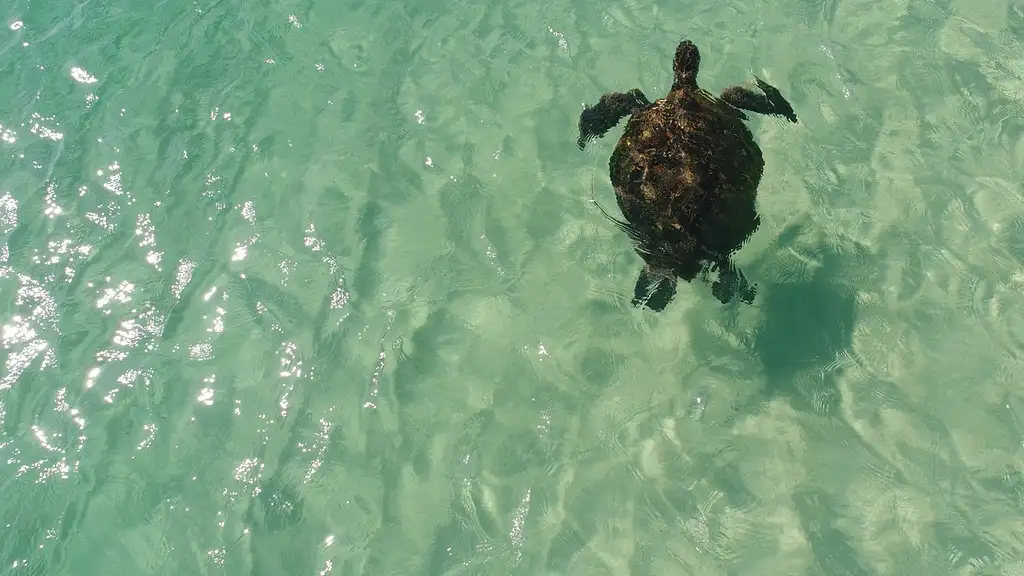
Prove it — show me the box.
[578,89,652,150]
[632,264,677,311]
[710,258,757,305]
[720,77,797,123]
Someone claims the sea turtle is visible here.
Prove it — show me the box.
[577,39,798,311]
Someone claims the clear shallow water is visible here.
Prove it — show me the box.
[3,0,1024,573]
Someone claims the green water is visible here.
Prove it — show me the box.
[2,0,1024,573]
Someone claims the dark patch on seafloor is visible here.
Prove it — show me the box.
[688,224,861,419]
[753,242,857,416]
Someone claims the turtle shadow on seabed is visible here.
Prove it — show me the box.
[688,219,865,419]
[751,243,858,416]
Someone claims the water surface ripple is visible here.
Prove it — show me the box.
[2,0,1024,573]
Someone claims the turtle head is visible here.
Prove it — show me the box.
[672,40,700,88]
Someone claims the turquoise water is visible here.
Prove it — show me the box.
[3,0,1024,572]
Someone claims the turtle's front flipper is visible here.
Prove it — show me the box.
[720,77,797,123]
[710,257,757,305]
[632,264,677,311]
[578,89,652,150]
